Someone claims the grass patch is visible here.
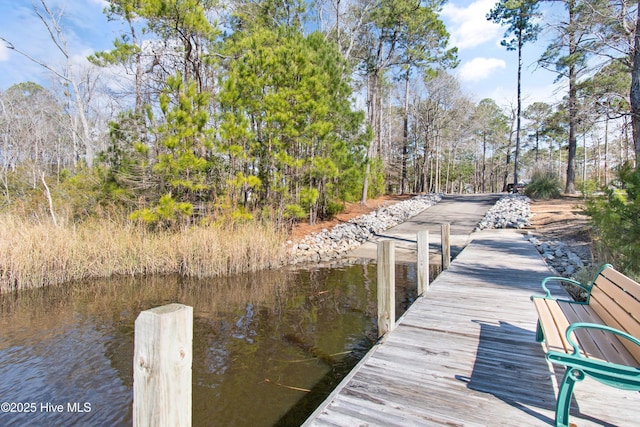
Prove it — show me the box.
[0,215,286,292]
[524,170,561,199]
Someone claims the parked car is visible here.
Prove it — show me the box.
[506,181,526,194]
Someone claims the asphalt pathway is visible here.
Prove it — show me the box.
[347,193,503,263]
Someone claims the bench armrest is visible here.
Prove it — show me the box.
[540,276,590,301]
[565,322,640,357]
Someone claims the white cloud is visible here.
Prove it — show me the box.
[457,57,506,83]
[523,81,565,107]
[0,1,117,89]
[442,0,502,50]
[0,42,8,62]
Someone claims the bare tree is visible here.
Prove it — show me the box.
[315,0,377,65]
[0,83,69,186]
[1,1,97,167]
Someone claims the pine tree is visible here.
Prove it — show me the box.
[488,0,541,191]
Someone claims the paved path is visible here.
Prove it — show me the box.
[304,230,640,426]
[347,193,503,263]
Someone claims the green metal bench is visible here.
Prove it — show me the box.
[531,264,640,427]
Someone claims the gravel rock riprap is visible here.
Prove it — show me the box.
[474,194,593,280]
[474,194,531,231]
[526,235,592,278]
[288,193,593,281]
[287,193,443,265]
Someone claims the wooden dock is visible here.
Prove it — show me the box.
[303,229,640,426]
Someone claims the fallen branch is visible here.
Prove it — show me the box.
[263,378,310,393]
[41,172,58,227]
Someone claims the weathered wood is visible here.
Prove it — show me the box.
[134,303,193,427]
[377,240,395,337]
[304,231,640,427]
[416,230,429,296]
[534,266,640,365]
[532,265,640,427]
[441,223,450,270]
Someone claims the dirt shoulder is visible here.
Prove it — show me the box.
[528,194,594,263]
[289,194,413,241]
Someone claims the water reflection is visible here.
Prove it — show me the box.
[0,262,425,426]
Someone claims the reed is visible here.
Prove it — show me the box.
[0,214,287,292]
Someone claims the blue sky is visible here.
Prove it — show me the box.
[443,0,564,106]
[0,0,564,107]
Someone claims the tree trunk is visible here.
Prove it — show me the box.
[565,0,578,193]
[401,73,410,194]
[361,72,379,204]
[514,32,523,189]
[631,2,640,170]
[435,132,440,193]
[422,115,431,193]
[503,113,514,192]
[604,117,609,186]
[481,133,487,193]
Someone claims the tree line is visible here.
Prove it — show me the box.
[0,0,639,229]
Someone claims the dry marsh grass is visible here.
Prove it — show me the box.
[0,214,287,292]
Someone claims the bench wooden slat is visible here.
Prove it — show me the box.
[591,275,640,330]
[590,294,640,361]
[601,266,640,302]
[590,274,640,364]
[532,265,640,427]
[532,298,574,355]
[561,302,609,361]
[561,302,639,367]
[590,285,637,335]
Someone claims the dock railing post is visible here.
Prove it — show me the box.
[441,223,451,270]
[134,303,193,427]
[417,230,429,295]
[377,240,395,337]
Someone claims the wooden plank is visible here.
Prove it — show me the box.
[590,273,640,364]
[532,298,572,354]
[441,223,450,270]
[377,240,395,337]
[561,303,623,364]
[342,376,490,426]
[133,303,193,427]
[417,230,429,295]
[303,231,640,427]
[563,301,640,366]
[533,293,640,366]
[601,266,640,302]
[591,276,640,329]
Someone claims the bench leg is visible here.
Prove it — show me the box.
[555,367,585,427]
[536,320,544,342]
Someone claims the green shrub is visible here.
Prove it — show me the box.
[324,200,344,218]
[283,204,306,220]
[579,179,599,198]
[524,170,561,199]
[130,193,193,227]
[586,163,640,279]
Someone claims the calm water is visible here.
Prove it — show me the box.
[0,262,426,426]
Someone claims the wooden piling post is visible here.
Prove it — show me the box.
[441,223,451,270]
[377,240,395,337]
[134,303,193,427]
[417,230,429,295]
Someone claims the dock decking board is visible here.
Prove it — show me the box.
[303,229,640,426]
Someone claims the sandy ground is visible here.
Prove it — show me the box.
[528,194,594,262]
